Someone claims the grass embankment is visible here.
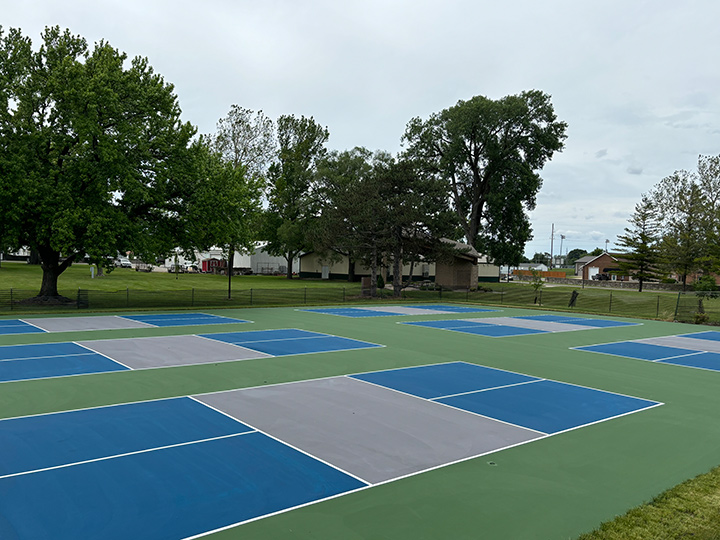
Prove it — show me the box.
[577,465,720,540]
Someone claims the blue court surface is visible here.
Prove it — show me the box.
[0,397,365,540]
[0,362,660,538]
[0,320,45,335]
[201,329,383,357]
[122,313,248,327]
[574,333,720,372]
[302,304,497,318]
[352,362,660,434]
[0,329,382,383]
[402,315,636,338]
[0,313,250,335]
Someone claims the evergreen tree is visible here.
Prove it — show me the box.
[616,196,661,292]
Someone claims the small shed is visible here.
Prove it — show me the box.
[435,240,481,289]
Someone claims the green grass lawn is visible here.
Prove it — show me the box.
[0,261,361,291]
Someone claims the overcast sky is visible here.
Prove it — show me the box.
[5,1,720,258]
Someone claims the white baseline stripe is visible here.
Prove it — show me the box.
[0,431,254,481]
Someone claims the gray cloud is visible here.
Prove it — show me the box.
[5,0,720,257]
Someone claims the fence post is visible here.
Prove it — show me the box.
[466,288,469,301]
[539,289,542,306]
[250,289,253,306]
[609,290,613,312]
[656,295,660,318]
[304,287,307,304]
[191,288,195,307]
[674,292,681,320]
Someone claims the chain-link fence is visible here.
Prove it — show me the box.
[0,286,715,325]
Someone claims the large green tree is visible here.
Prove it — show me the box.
[210,106,274,296]
[0,27,198,299]
[650,156,720,287]
[402,90,567,265]
[615,195,661,292]
[314,148,459,297]
[263,115,329,279]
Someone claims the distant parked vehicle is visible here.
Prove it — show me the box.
[115,257,132,268]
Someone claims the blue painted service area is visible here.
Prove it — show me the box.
[122,313,249,327]
[0,401,364,540]
[576,335,720,372]
[0,320,45,335]
[352,362,539,399]
[0,342,128,382]
[353,362,660,435]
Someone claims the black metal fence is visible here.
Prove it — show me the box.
[0,287,715,325]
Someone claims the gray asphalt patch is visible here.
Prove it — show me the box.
[22,316,154,332]
[638,336,720,354]
[79,335,270,369]
[197,376,543,484]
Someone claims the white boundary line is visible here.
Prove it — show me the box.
[0,431,254,480]
[16,319,49,332]
[180,433,534,540]
[188,396,370,486]
[431,378,542,400]
[0,351,97,363]
[0,329,385,385]
[348,375,548,435]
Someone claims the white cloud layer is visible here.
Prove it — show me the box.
[4,0,719,257]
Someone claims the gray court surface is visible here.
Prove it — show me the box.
[197,376,543,484]
[22,315,153,332]
[463,317,586,333]
[369,306,459,316]
[78,335,270,369]
[638,335,720,354]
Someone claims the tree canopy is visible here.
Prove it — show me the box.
[402,90,567,266]
[263,115,329,278]
[0,26,203,298]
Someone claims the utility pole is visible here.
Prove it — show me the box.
[559,234,565,267]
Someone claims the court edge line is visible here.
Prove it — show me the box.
[0,343,384,385]
[571,345,709,363]
[348,376,547,436]
[71,341,134,370]
[430,378,544,400]
[0,361,497,423]
[188,396,370,486]
[0,431,254,481]
[180,433,541,540]
[576,344,720,373]
[15,319,48,332]
[398,323,548,338]
[547,401,665,437]
[0,316,253,337]
[0,355,656,424]
[0,351,97,363]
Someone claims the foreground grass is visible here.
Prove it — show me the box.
[577,465,720,540]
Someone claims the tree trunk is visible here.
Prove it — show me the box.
[286,252,294,279]
[370,245,378,297]
[227,245,234,300]
[37,248,75,298]
[392,246,403,298]
[348,259,356,282]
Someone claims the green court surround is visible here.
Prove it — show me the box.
[0,305,716,539]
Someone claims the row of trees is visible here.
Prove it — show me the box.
[0,27,568,299]
[616,154,720,292]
